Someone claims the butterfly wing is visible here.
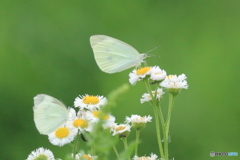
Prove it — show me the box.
[34,94,63,106]
[90,35,143,73]
[33,94,69,135]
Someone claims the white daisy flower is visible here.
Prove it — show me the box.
[74,94,107,110]
[150,66,166,81]
[68,108,93,133]
[129,67,152,85]
[102,121,117,130]
[111,123,131,138]
[133,153,158,160]
[160,74,188,89]
[26,147,54,160]
[125,115,152,124]
[68,107,78,121]
[48,123,78,147]
[71,153,97,160]
[125,115,152,130]
[85,110,115,128]
[160,74,188,95]
[76,109,88,118]
[103,122,118,130]
[71,153,81,160]
[140,88,165,103]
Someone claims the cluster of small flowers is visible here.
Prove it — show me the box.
[26,147,97,160]
[133,153,159,160]
[129,66,167,85]
[27,93,156,159]
[71,153,97,160]
[27,66,186,160]
[47,94,112,147]
[26,148,160,160]
[133,154,174,160]
[27,95,110,159]
[111,114,152,138]
[129,66,188,102]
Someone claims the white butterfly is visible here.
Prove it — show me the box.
[33,94,69,135]
[90,35,147,73]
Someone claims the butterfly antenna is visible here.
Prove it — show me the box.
[146,45,161,57]
[146,45,161,54]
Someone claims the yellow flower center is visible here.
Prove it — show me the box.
[174,82,177,87]
[136,67,151,75]
[92,111,110,120]
[37,155,48,159]
[55,127,70,139]
[152,91,158,95]
[82,155,91,160]
[166,75,174,79]
[73,119,88,128]
[138,157,150,160]
[154,72,161,75]
[116,126,126,131]
[83,95,99,104]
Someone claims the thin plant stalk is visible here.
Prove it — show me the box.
[135,130,140,156]
[122,137,130,160]
[91,145,95,156]
[72,133,80,156]
[112,145,120,159]
[153,105,165,159]
[143,79,165,158]
[164,93,176,160]
[156,104,167,160]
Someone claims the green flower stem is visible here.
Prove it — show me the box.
[143,79,152,96]
[143,79,165,158]
[156,106,165,137]
[164,93,176,160]
[72,134,80,156]
[122,137,128,149]
[122,138,130,160]
[135,130,140,156]
[153,105,165,158]
[112,145,120,159]
[155,101,168,160]
[91,145,95,156]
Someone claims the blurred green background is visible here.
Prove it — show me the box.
[1,0,239,159]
